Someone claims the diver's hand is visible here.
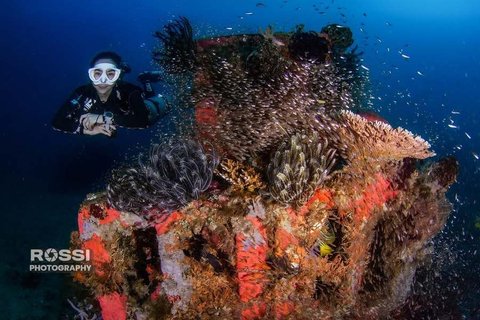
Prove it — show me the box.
[80,113,105,131]
[83,124,117,137]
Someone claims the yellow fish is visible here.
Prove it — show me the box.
[475,216,480,230]
[319,231,335,257]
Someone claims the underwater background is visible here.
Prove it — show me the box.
[0,0,479,318]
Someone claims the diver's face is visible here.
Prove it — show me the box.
[90,58,119,95]
[94,83,114,95]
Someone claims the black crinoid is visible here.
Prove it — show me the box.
[107,139,219,217]
[153,17,197,74]
[288,29,330,63]
[267,132,337,206]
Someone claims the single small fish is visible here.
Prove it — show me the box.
[226,27,233,30]
[401,53,410,59]
[448,124,458,129]
[465,132,472,139]
[473,152,479,160]
[451,111,460,114]
[360,65,370,71]
[363,12,367,17]
[272,38,285,47]
[256,2,265,7]
[416,71,424,76]
[245,12,254,15]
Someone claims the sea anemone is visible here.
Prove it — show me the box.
[267,132,337,206]
[107,139,219,215]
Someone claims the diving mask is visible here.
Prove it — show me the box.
[88,63,121,85]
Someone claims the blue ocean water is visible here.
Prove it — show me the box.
[0,0,479,318]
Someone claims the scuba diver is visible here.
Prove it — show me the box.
[52,51,169,136]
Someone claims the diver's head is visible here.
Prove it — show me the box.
[88,51,128,95]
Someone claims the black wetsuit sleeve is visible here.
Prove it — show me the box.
[52,88,86,134]
[113,86,150,128]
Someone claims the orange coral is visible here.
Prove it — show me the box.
[82,234,111,276]
[77,207,90,235]
[298,188,335,216]
[98,292,127,320]
[275,301,295,319]
[275,228,299,253]
[98,207,120,225]
[236,215,269,318]
[155,211,183,235]
[352,173,398,223]
[195,99,217,125]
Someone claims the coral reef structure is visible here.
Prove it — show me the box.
[69,18,459,320]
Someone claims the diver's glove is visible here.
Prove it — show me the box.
[83,124,116,137]
[79,113,116,136]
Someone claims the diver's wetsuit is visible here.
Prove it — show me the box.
[52,81,150,134]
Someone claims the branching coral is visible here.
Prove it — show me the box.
[107,139,219,215]
[338,110,435,162]
[267,133,337,206]
[217,159,266,193]
[67,298,99,320]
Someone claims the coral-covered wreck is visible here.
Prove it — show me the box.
[69,18,458,319]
